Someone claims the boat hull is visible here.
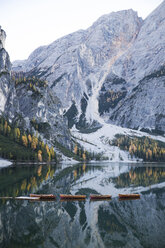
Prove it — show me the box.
[60,194,86,200]
[30,194,56,199]
[90,194,112,200]
[118,194,140,199]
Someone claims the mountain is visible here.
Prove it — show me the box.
[12,9,143,129]
[0,27,71,156]
[1,1,165,162]
[0,26,11,113]
[106,1,165,134]
[12,2,165,135]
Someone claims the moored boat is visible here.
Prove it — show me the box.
[60,198,85,202]
[90,194,112,200]
[118,194,140,199]
[60,194,86,200]
[30,194,56,199]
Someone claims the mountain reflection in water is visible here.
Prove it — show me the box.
[0,162,165,248]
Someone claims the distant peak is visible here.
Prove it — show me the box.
[144,0,165,20]
[0,26,6,49]
[90,8,142,29]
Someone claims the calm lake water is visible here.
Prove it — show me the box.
[0,162,165,248]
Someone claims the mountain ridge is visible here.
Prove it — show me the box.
[12,3,165,134]
[0,2,165,162]
[12,8,144,128]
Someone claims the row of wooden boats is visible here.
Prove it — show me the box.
[29,193,140,200]
[0,194,140,201]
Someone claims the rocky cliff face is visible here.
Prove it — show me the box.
[0,26,11,113]
[5,77,71,147]
[12,1,165,134]
[12,10,143,127]
[105,1,165,134]
[0,27,71,149]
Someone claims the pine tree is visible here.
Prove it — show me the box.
[7,125,11,136]
[74,144,78,154]
[82,151,86,161]
[4,121,8,135]
[28,134,32,144]
[38,150,42,162]
[22,134,28,147]
[50,147,55,160]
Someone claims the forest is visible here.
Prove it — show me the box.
[112,134,165,162]
[0,115,56,162]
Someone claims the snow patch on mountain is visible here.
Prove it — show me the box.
[71,123,165,162]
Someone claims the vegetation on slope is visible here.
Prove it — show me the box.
[72,141,108,161]
[112,134,165,162]
[0,116,56,162]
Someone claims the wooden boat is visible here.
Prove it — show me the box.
[60,194,86,200]
[118,194,140,199]
[90,194,112,200]
[30,194,56,200]
[60,199,85,202]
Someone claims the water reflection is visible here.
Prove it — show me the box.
[0,164,57,197]
[0,162,165,248]
[113,166,165,188]
[0,163,105,199]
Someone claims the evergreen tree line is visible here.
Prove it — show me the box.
[0,116,56,162]
[12,71,48,98]
[112,134,165,162]
[72,142,105,161]
[12,71,48,88]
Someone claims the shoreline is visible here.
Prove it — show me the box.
[0,158,12,168]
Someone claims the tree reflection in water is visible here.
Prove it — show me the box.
[113,167,165,188]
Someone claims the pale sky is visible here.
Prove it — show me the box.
[0,0,163,62]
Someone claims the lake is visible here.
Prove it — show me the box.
[0,162,165,248]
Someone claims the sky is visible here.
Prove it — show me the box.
[0,0,163,62]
